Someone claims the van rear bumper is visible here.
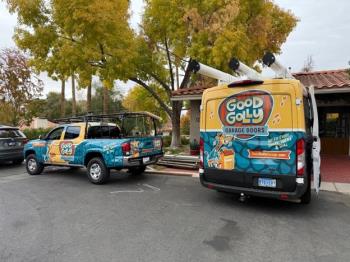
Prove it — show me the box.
[200,170,308,201]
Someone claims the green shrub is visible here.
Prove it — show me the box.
[181,136,189,145]
[23,128,51,140]
[162,135,171,147]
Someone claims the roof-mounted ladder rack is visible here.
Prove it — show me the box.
[262,52,294,79]
[188,60,238,85]
[228,58,263,81]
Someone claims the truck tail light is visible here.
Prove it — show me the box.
[296,139,305,176]
[122,142,131,156]
[199,137,204,168]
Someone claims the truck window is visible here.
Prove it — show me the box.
[47,127,64,140]
[64,126,81,140]
[122,116,155,137]
[87,126,120,139]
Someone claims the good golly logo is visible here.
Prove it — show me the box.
[218,90,273,139]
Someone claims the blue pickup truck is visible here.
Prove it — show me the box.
[24,112,163,184]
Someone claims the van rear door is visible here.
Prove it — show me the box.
[203,88,300,192]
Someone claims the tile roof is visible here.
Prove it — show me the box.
[293,69,350,89]
[172,69,350,97]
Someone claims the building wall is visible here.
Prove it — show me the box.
[190,100,201,144]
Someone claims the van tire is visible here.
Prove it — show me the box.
[26,154,44,175]
[129,166,146,176]
[300,181,311,204]
[86,157,110,184]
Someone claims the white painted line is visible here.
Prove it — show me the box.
[142,183,160,191]
[110,188,144,194]
[146,166,156,171]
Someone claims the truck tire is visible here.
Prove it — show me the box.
[129,166,146,176]
[26,154,44,175]
[86,157,110,184]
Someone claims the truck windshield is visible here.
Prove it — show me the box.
[121,115,156,137]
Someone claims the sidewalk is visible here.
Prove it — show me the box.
[146,166,350,195]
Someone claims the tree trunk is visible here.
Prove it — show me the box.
[170,100,182,148]
[60,78,65,118]
[169,61,192,148]
[87,76,92,112]
[103,84,109,114]
[71,74,77,116]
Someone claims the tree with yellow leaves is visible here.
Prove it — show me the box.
[132,0,297,147]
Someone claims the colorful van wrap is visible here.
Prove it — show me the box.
[200,80,306,177]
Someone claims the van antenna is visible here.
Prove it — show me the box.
[262,52,294,79]
[188,60,238,85]
[228,58,263,81]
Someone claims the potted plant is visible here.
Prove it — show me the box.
[190,139,200,156]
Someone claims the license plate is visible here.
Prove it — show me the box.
[258,178,277,188]
[8,142,16,147]
[143,157,150,163]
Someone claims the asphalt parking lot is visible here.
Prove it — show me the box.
[0,163,350,262]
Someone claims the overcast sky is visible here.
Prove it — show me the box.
[1,0,350,98]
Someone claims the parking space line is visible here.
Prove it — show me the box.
[142,183,160,191]
[110,188,144,194]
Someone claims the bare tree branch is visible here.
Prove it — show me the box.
[164,38,175,91]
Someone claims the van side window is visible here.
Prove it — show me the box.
[64,126,81,140]
[303,97,313,135]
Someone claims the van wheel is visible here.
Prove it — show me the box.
[129,166,146,176]
[87,157,110,184]
[26,154,44,175]
[300,181,311,204]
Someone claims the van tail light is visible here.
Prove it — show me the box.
[199,137,204,168]
[296,139,305,176]
[121,142,131,156]
[23,139,29,145]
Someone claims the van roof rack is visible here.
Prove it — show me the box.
[53,111,162,124]
[262,52,294,79]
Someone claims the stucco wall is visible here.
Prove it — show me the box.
[189,100,201,144]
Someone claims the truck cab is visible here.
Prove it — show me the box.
[199,79,320,204]
[24,112,163,184]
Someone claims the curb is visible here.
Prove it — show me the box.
[319,182,350,195]
[146,170,197,177]
[147,169,350,195]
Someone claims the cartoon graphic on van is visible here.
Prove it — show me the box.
[206,134,234,169]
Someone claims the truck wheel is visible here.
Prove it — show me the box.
[87,157,110,184]
[129,166,146,176]
[300,181,311,204]
[26,154,44,175]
